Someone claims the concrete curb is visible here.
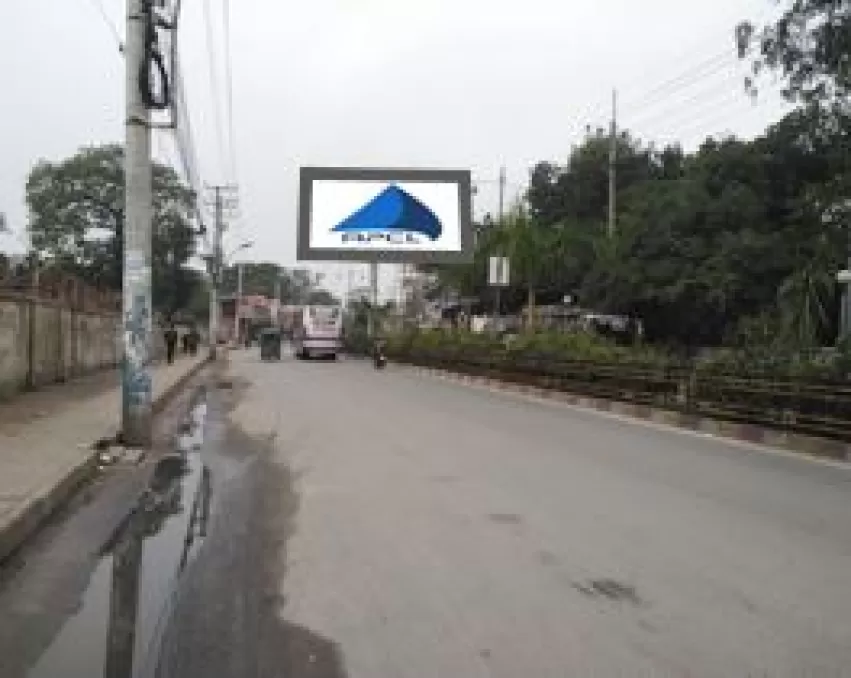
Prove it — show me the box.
[408,365,851,464]
[151,357,212,417]
[0,356,211,564]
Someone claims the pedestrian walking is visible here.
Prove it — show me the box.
[165,323,178,365]
[188,326,200,356]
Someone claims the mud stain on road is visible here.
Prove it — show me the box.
[572,578,642,606]
[487,512,523,525]
[154,380,347,678]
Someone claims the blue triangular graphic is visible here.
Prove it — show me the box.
[332,185,442,240]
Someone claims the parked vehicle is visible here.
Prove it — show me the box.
[293,305,342,360]
[259,327,282,361]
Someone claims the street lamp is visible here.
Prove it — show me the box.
[230,241,254,346]
[226,240,254,261]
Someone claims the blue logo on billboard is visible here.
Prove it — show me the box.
[332,185,442,244]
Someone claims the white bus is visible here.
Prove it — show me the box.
[292,305,342,360]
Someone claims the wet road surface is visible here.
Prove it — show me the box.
[163,350,851,677]
[0,368,213,678]
[4,350,851,676]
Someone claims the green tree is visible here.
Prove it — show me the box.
[220,262,337,305]
[25,144,198,314]
[736,1,851,104]
[527,129,673,227]
[491,206,560,328]
[419,62,849,349]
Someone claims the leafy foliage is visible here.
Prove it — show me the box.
[25,144,198,314]
[736,1,851,104]
[426,102,850,348]
[219,262,338,305]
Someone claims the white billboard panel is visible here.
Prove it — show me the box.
[488,256,510,286]
[297,167,473,263]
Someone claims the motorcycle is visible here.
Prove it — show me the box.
[373,341,387,369]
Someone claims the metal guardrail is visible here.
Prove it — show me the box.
[396,347,851,443]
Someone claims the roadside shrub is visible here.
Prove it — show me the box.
[387,329,672,368]
[342,327,372,356]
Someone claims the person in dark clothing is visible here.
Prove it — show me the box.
[188,326,200,356]
[165,324,178,364]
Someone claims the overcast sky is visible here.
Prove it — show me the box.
[1,0,789,296]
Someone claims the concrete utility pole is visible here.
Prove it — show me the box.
[345,268,354,311]
[368,261,379,338]
[273,273,283,328]
[122,0,153,447]
[608,88,618,239]
[205,184,238,358]
[235,261,244,343]
[498,165,506,221]
[209,188,223,358]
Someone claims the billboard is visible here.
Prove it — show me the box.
[297,167,473,263]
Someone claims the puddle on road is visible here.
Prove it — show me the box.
[27,396,214,678]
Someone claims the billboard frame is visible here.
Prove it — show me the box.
[297,166,474,264]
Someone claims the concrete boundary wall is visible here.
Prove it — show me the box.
[0,293,166,400]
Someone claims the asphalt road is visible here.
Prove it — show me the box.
[160,350,851,678]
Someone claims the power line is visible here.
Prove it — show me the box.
[86,0,123,51]
[625,68,749,129]
[202,0,229,180]
[566,50,759,154]
[631,89,748,138]
[623,50,734,111]
[566,53,737,141]
[174,53,203,194]
[615,4,771,110]
[571,6,772,135]
[222,0,238,179]
[668,95,768,142]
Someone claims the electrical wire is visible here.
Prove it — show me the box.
[630,91,748,145]
[625,67,749,129]
[86,0,123,51]
[217,0,248,251]
[569,6,773,138]
[623,51,736,112]
[669,95,771,142]
[171,45,210,249]
[202,0,230,181]
[222,0,238,180]
[627,66,743,124]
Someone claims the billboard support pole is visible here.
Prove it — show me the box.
[368,260,379,339]
[494,285,501,335]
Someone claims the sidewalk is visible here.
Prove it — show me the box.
[0,355,208,562]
